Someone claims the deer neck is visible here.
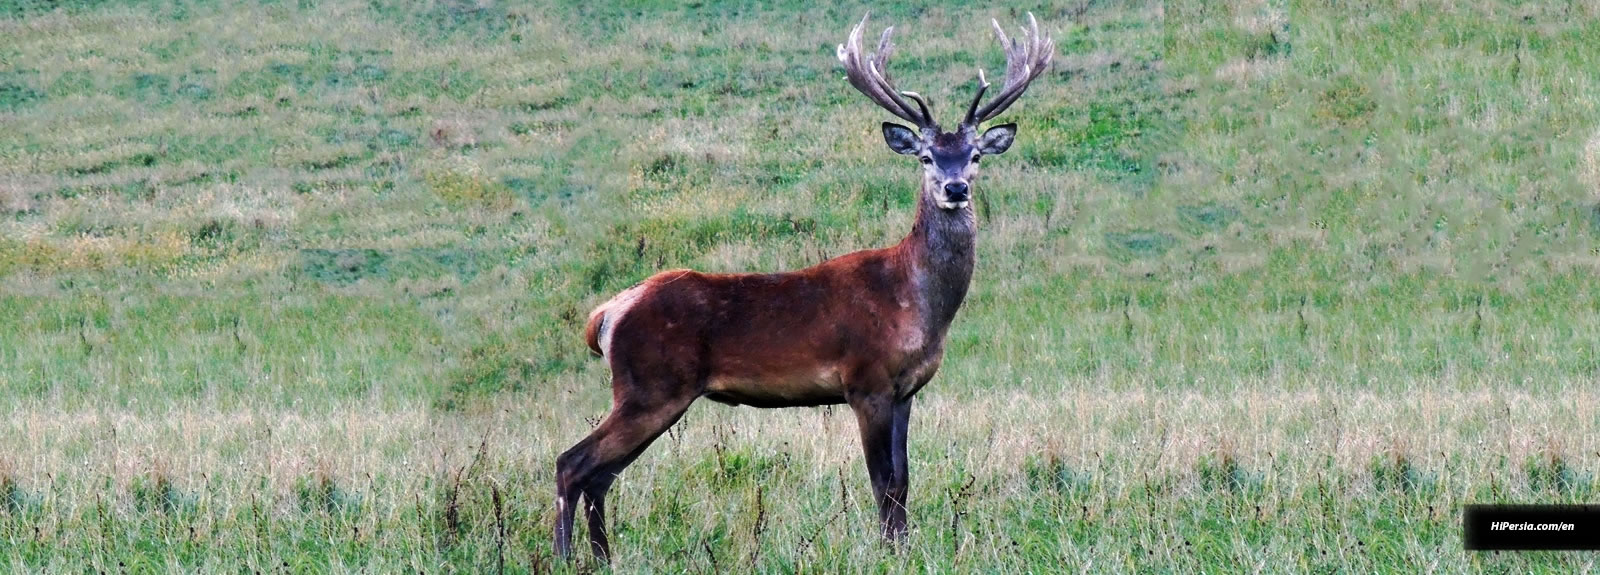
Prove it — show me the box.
[904,188,976,331]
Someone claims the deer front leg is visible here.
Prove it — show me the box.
[886,397,912,539]
[849,391,907,543]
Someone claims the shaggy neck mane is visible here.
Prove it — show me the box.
[901,187,976,331]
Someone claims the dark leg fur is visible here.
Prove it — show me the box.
[886,398,912,539]
[850,393,910,543]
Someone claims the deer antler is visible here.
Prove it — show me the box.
[963,12,1055,128]
[837,13,938,131]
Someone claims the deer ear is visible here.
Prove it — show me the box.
[882,122,920,155]
[978,123,1017,155]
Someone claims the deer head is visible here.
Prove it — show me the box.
[837,12,1054,211]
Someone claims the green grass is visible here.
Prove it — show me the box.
[3,0,1600,571]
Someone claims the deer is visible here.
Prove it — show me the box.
[554,12,1054,562]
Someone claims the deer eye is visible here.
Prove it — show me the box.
[919,156,933,165]
[972,153,982,164]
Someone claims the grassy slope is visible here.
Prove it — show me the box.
[2,0,1599,571]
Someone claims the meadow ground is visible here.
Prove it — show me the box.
[3,0,1600,572]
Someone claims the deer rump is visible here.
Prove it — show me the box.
[585,252,938,409]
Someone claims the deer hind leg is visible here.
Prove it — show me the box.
[581,477,613,561]
[554,380,697,562]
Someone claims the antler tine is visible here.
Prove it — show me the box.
[901,90,933,124]
[962,68,990,128]
[837,13,936,130]
[986,14,1054,116]
[870,26,927,123]
[964,12,1055,127]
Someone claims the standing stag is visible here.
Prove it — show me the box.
[554,12,1054,561]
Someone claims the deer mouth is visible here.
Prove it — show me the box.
[938,200,970,210]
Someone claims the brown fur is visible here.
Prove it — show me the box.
[601,246,934,408]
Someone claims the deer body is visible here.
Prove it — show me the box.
[586,194,974,410]
[555,13,1052,562]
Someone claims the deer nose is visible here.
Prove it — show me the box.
[944,182,970,201]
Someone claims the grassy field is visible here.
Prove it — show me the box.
[3,0,1600,571]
